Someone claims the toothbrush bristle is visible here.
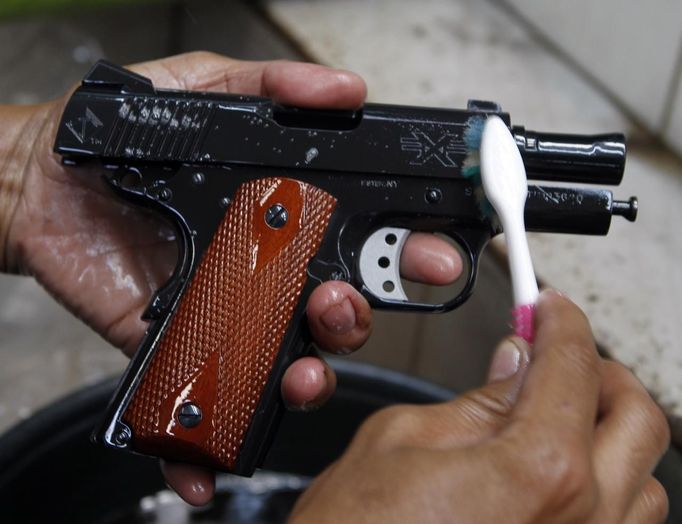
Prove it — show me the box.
[461,165,480,178]
[462,115,493,217]
[463,115,486,151]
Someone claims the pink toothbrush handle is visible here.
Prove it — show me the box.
[513,304,535,344]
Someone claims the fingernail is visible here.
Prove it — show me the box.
[188,479,210,500]
[487,339,522,383]
[540,288,566,300]
[320,298,356,335]
[283,359,325,411]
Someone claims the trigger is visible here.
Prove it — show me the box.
[359,227,410,301]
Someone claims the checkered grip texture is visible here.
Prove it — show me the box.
[123,177,336,471]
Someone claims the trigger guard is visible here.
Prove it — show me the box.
[358,227,410,301]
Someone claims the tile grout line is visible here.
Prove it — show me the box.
[660,33,682,134]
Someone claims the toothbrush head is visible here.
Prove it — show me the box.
[480,115,528,213]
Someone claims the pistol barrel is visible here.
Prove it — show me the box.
[513,127,626,185]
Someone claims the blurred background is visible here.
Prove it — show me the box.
[0,0,681,514]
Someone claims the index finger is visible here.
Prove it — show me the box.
[129,52,367,109]
[261,60,367,109]
[511,290,601,442]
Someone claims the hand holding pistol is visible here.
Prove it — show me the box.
[53,61,638,475]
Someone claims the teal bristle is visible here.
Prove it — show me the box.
[461,163,481,179]
[463,115,485,151]
[462,115,493,217]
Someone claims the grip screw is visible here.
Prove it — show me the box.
[113,425,132,446]
[265,203,288,229]
[178,402,203,428]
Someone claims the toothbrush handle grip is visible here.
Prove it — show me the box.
[513,304,536,344]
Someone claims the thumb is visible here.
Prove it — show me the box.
[437,337,531,447]
[486,336,531,385]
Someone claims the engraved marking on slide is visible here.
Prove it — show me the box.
[400,131,466,167]
[66,107,103,144]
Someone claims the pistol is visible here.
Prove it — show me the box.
[54,61,637,475]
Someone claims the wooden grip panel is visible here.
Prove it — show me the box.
[123,177,336,471]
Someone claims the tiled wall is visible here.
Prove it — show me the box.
[503,0,682,155]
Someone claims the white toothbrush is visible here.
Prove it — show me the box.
[480,115,539,343]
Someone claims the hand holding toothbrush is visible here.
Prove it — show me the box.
[290,290,670,524]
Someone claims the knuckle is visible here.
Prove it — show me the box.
[644,398,670,450]
[643,478,670,524]
[550,458,594,507]
[354,405,422,450]
[524,438,597,516]
[458,388,514,427]
[607,361,672,455]
[565,339,600,381]
[633,395,671,454]
[602,358,628,380]
[184,50,218,62]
